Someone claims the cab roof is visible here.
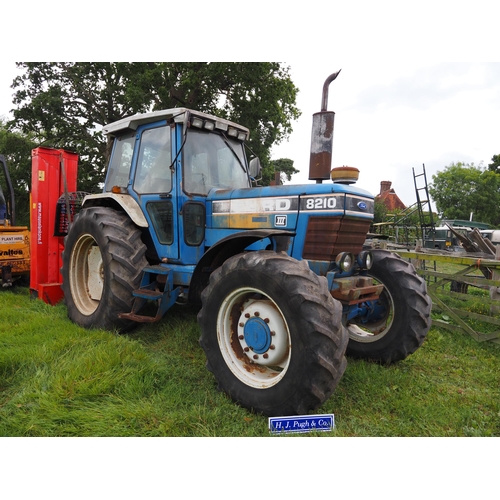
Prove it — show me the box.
[103,107,250,138]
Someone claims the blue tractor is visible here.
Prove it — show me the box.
[61,72,431,416]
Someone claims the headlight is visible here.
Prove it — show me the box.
[335,252,354,272]
[357,250,373,270]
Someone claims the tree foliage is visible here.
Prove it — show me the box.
[263,158,300,185]
[0,120,37,225]
[373,199,388,224]
[488,154,500,173]
[429,162,500,226]
[8,62,300,192]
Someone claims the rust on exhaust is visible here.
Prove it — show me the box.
[309,70,341,183]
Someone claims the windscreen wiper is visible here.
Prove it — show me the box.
[220,133,247,175]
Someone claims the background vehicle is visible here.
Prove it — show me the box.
[480,229,500,246]
[61,73,432,416]
[424,225,470,251]
[0,154,30,287]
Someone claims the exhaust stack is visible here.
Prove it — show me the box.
[308,70,341,183]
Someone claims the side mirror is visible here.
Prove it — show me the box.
[249,157,262,179]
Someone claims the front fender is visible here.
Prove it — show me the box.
[189,229,294,304]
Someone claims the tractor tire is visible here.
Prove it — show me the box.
[198,251,348,417]
[346,249,432,364]
[61,206,148,331]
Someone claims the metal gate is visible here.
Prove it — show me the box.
[394,249,500,345]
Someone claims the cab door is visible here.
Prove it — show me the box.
[131,122,179,261]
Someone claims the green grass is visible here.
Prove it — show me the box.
[1,287,499,437]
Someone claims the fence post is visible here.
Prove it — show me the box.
[489,245,500,315]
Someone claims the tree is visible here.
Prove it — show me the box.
[263,158,300,185]
[373,199,388,224]
[429,162,500,226]
[488,154,500,173]
[8,63,300,192]
[0,120,37,225]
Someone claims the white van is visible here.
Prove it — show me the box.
[480,230,500,245]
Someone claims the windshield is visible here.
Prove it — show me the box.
[183,128,249,195]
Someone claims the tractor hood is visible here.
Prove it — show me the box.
[207,183,374,231]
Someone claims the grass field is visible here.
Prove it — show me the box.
[1,286,499,437]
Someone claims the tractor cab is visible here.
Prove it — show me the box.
[100,108,257,265]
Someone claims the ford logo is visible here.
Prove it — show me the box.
[357,201,367,211]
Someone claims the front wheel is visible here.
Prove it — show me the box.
[198,251,348,416]
[346,250,432,364]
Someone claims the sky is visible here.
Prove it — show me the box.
[1,61,499,212]
[271,62,500,209]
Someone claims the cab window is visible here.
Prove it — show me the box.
[104,133,135,191]
[134,126,172,194]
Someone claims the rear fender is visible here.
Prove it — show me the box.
[82,193,148,227]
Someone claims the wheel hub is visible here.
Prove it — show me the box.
[243,317,272,354]
[87,245,104,300]
[236,299,289,367]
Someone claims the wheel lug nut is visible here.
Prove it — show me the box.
[238,335,244,340]
[270,331,276,336]
[245,313,250,318]
[239,322,244,327]
[244,347,249,352]
[270,345,275,350]
[254,311,260,317]
[253,354,259,360]
[264,318,270,323]
[263,353,269,359]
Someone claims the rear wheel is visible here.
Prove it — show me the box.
[346,250,431,363]
[198,251,348,416]
[61,207,147,331]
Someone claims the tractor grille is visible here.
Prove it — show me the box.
[302,217,371,261]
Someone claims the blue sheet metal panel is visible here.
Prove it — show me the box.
[207,182,374,201]
[204,227,244,247]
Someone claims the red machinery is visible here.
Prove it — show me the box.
[30,147,78,305]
